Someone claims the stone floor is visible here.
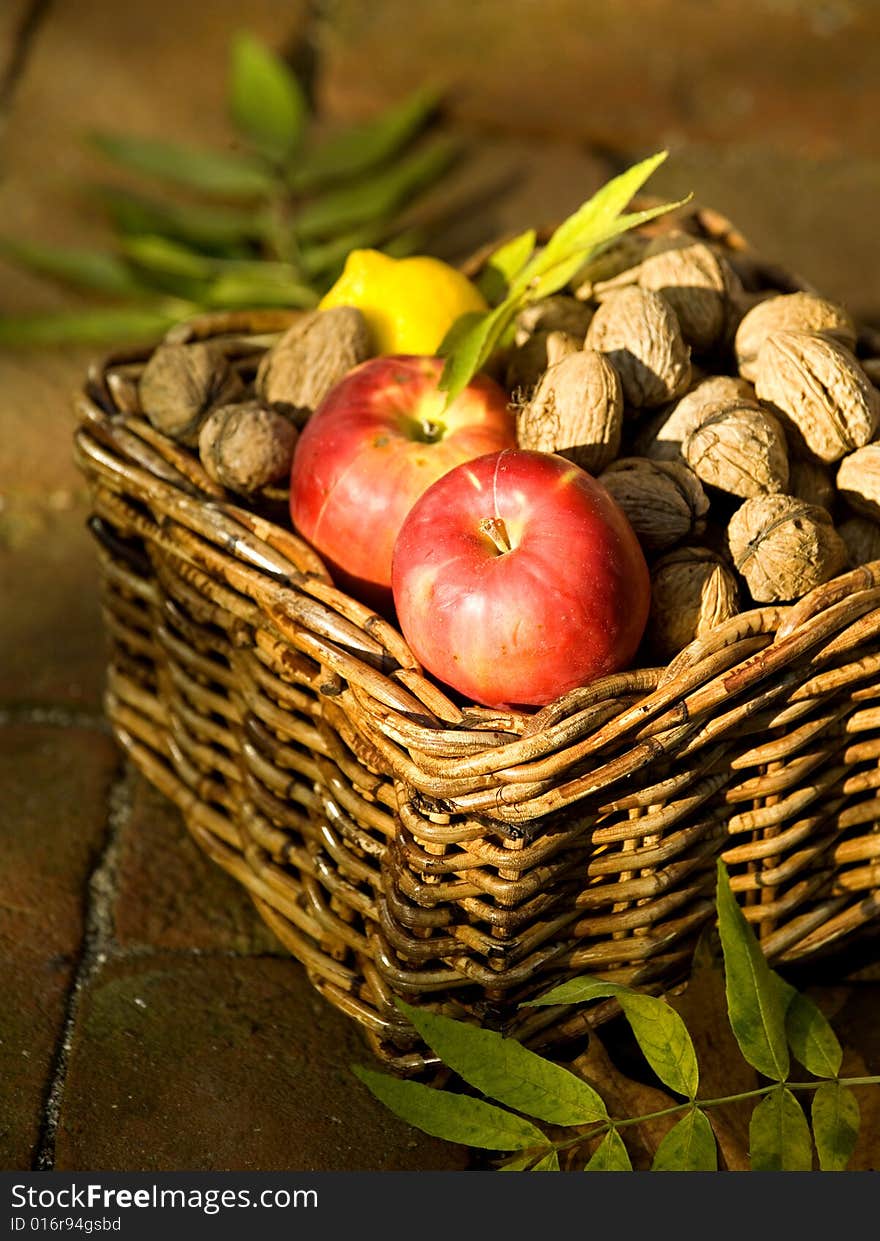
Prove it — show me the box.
[1,0,878,1172]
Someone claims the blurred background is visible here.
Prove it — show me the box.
[1,0,878,1172]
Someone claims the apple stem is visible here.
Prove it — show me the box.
[479,516,512,555]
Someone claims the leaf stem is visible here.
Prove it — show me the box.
[546,1075,880,1159]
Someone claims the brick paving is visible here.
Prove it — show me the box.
[55,955,462,1172]
[0,725,119,1167]
[1,0,879,1173]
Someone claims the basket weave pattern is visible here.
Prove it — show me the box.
[74,216,880,1072]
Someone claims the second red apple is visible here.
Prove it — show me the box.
[391,449,651,708]
[290,355,516,609]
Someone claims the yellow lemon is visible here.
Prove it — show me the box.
[319,248,488,356]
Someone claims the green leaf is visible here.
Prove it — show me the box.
[524,978,698,1099]
[203,270,318,310]
[531,1150,561,1171]
[749,1086,813,1171]
[523,197,690,302]
[91,131,273,198]
[380,225,431,260]
[812,1082,860,1171]
[520,151,668,287]
[230,33,307,163]
[93,185,265,250]
[118,238,318,308]
[0,238,145,296]
[584,1129,632,1171]
[396,1000,607,1126]
[437,298,519,405]
[292,86,440,191]
[526,978,622,1007]
[295,137,458,241]
[498,1150,542,1172]
[0,304,184,346]
[776,979,843,1079]
[716,860,789,1081]
[476,229,536,304]
[651,1108,717,1171]
[616,994,699,1099]
[352,1065,546,1151]
[120,235,216,279]
[299,225,390,279]
[436,152,685,404]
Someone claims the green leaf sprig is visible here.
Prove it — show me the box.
[0,34,457,345]
[355,861,877,1172]
[436,150,690,405]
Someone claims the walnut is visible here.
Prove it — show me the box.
[838,516,880,568]
[139,342,243,445]
[735,292,857,382]
[836,444,880,520]
[514,295,593,346]
[636,236,741,352]
[683,400,789,498]
[647,548,740,660]
[505,330,580,398]
[727,494,847,602]
[256,306,372,425]
[198,401,298,494]
[571,232,649,300]
[638,375,754,463]
[787,458,835,511]
[598,458,709,552]
[755,331,880,463]
[585,287,692,409]
[862,358,880,387]
[518,349,623,473]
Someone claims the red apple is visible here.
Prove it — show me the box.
[290,355,516,608]
[391,448,651,709]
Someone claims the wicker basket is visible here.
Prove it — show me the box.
[74,204,880,1073]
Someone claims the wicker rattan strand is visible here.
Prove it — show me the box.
[74,208,880,1073]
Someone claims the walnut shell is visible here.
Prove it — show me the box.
[647,548,740,660]
[755,331,880,463]
[683,400,789,498]
[735,292,857,382]
[518,349,623,473]
[139,342,243,444]
[787,458,835,511]
[836,444,880,520]
[198,401,297,494]
[637,236,741,352]
[571,233,649,300]
[839,516,880,568]
[727,494,847,603]
[256,306,372,425]
[514,295,593,346]
[505,330,580,399]
[638,375,754,463]
[585,287,692,409]
[598,457,709,552]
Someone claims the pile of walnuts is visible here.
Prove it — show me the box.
[134,221,880,667]
[138,306,372,495]
[510,230,880,660]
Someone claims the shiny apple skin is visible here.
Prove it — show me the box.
[391,448,651,709]
[290,355,516,609]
